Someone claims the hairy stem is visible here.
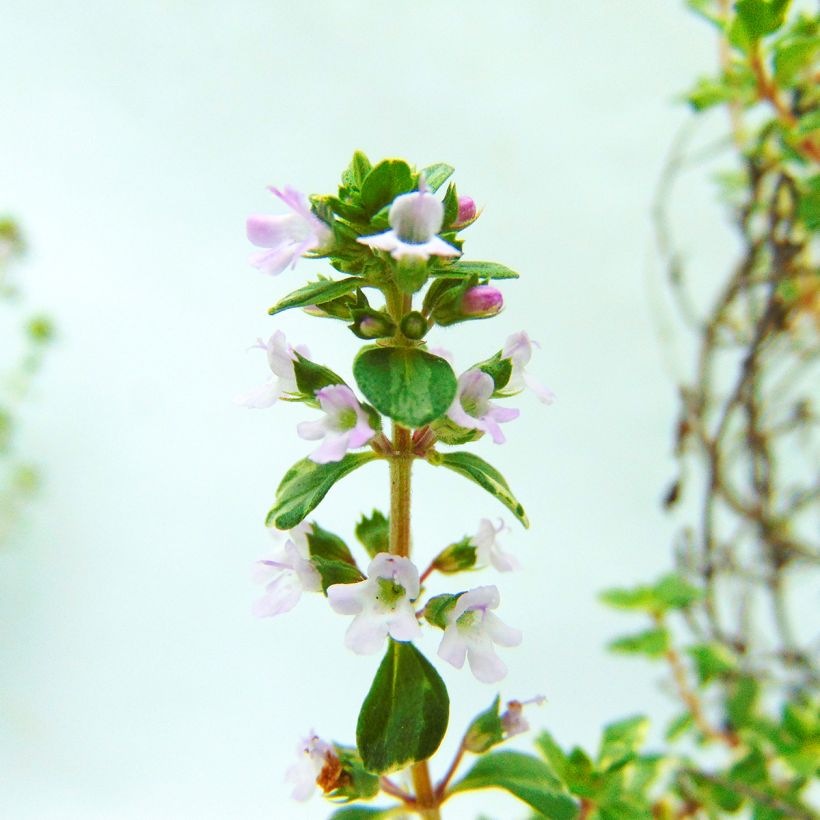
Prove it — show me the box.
[386,284,441,817]
[389,423,413,557]
[411,759,441,820]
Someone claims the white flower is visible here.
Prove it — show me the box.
[286,732,335,802]
[297,384,376,464]
[327,553,422,654]
[252,533,321,618]
[447,370,519,444]
[357,189,460,261]
[247,186,332,276]
[437,586,522,683]
[235,330,308,409]
[473,518,520,572]
[500,331,555,404]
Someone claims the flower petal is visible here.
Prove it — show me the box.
[484,612,523,647]
[345,612,389,654]
[437,625,468,669]
[388,606,422,643]
[308,432,351,464]
[327,580,367,615]
[252,574,301,618]
[467,643,508,683]
[234,380,281,409]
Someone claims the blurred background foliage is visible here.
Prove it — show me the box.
[498,1,819,817]
[0,218,53,543]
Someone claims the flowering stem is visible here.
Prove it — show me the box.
[419,561,436,585]
[411,758,441,819]
[435,739,466,802]
[389,422,413,558]
[655,613,739,748]
[379,776,416,806]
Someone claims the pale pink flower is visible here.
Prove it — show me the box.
[247,186,332,276]
[500,331,555,405]
[327,553,422,655]
[297,385,375,464]
[473,518,520,572]
[235,330,308,409]
[286,732,335,801]
[252,535,321,618]
[358,189,459,261]
[447,370,519,444]
[437,585,522,683]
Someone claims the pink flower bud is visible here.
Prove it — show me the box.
[454,196,477,227]
[461,285,503,317]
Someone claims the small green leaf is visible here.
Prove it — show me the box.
[328,808,394,820]
[608,628,670,658]
[343,150,372,191]
[600,574,701,614]
[360,159,414,216]
[355,510,389,558]
[798,175,820,231]
[353,346,457,428]
[433,260,520,280]
[665,712,695,741]
[423,592,462,629]
[449,751,577,819]
[535,730,570,783]
[598,715,649,770]
[436,451,529,527]
[464,696,506,754]
[429,415,484,445]
[292,353,347,399]
[726,676,760,728]
[306,522,357,564]
[735,0,790,41]
[687,643,738,684]
[442,182,459,227]
[356,640,449,774]
[472,351,513,393]
[420,163,455,192]
[266,453,378,530]
[268,278,363,316]
[653,574,703,609]
[311,556,365,593]
[431,536,478,573]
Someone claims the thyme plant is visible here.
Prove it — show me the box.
[240,157,554,818]
[0,218,52,543]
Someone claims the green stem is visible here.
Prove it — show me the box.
[385,283,441,818]
[389,423,412,557]
[411,759,441,820]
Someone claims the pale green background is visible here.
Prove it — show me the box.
[1,1,729,817]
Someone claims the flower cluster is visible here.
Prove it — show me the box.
[240,153,554,811]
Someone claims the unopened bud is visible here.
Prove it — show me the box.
[400,311,428,340]
[453,195,477,228]
[461,285,503,318]
[349,309,396,340]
